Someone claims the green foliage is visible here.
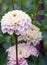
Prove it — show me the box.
[26,54,47,65]
[0,52,7,65]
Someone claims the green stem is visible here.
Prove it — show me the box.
[33,0,43,20]
[21,0,25,10]
[12,0,14,10]
[21,0,23,10]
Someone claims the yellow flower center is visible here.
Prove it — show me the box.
[19,51,22,54]
[31,28,34,31]
[13,14,16,17]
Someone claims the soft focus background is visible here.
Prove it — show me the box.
[0,0,47,65]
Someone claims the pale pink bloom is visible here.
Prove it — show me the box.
[18,24,42,46]
[1,10,32,35]
[7,58,28,65]
[6,43,38,59]
[6,43,38,65]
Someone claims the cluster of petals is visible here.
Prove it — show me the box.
[1,10,32,35]
[7,58,28,65]
[6,43,39,65]
[18,24,42,46]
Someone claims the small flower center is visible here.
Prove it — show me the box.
[19,51,22,54]
[13,14,16,17]
[31,28,34,31]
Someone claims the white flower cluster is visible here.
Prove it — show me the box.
[1,10,31,35]
[6,43,38,65]
[18,24,42,46]
[1,10,42,45]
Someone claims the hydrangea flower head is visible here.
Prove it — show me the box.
[6,43,38,59]
[6,43,39,65]
[1,10,32,35]
[18,24,42,46]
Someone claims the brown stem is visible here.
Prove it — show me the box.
[15,35,18,65]
[11,34,18,65]
[12,0,18,65]
[12,0,14,10]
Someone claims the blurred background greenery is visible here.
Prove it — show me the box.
[0,0,47,65]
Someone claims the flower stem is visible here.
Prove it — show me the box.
[12,0,18,65]
[12,0,14,10]
[14,34,18,65]
[21,0,25,10]
[12,1,18,64]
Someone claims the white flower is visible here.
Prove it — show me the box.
[6,43,38,59]
[18,24,42,46]
[1,10,32,35]
[6,43,38,65]
[7,58,28,65]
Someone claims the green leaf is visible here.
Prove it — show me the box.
[22,0,34,11]
[0,47,5,55]
[42,32,47,40]
[5,36,11,45]
[0,30,5,43]
[43,39,47,55]
[38,54,46,65]
[0,34,5,43]
[5,8,9,13]
[27,58,33,65]
[2,42,11,49]
[0,14,3,20]
[0,52,7,65]
[37,10,47,17]
[32,20,41,26]
[26,56,39,65]
[31,56,39,65]
[26,11,35,20]
[44,0,47,7]
[2,36,12,49]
